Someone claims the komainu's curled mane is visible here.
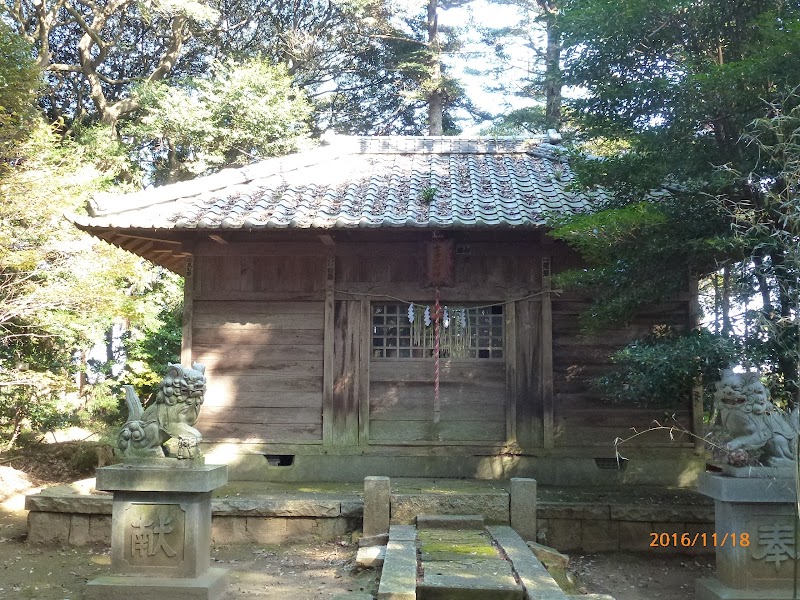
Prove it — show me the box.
[715,368,799,467]
[117,363,206,458]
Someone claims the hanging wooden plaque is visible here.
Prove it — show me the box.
[425,239,455,287]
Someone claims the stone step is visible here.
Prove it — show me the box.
[418,558,524,600]
[356,545,386,567]
[376,526,416,600]
[417,527,523,600]
[416,514,485,530]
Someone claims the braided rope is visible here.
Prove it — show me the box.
[433,287,442,425]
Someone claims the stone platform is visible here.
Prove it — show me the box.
[25,479,714,553]
[417,526,523,599]
[376,523,582,600]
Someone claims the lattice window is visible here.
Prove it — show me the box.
[371,303,504,359]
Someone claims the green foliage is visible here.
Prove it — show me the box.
[481,107,548,136]
[550,196,730,329]
[0,21,39,163]
[0,118,180,447]
[553,0,800,406]
[124,59,312,182]
[595,329,738,409]
[119,274,183,401]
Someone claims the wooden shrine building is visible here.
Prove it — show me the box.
[71,136,703,485]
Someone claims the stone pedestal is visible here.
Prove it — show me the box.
[86,460,228,600]
[696,471,799,600]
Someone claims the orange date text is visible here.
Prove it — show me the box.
[649,532,750,548]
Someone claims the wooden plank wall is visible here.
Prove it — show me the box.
[336,242,542,445]
[183,237,694,452]
[191,250,326,443]
[369,360,506,442]
[551,297,693,448]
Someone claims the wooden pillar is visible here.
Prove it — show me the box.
[515,299,539,448]
[541,257,554,450]
[505,300,518,444]
[181,255,194,365]
[358,299,371,446]
[332,299,361,446]
[322,255,335,445]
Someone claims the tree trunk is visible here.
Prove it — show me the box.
[721,265,731,335]
[773,251,799,407]
[541,8,561,130]
[427,0,443,135]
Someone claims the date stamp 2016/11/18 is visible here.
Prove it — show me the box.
[650,532,750,548]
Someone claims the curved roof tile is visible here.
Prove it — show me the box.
[73,136,598,231]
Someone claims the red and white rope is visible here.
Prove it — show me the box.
[433,288,442,425]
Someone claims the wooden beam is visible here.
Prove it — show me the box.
[209,234,229,245]
[195,241,328,256]
[181,255,195,365]
[322,255,336,445]
[335,283,532,303]
[541,257,554,450]
[112,233,184,246]
[319,234,336,246]
[123,238,153,255]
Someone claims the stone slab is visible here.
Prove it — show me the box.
[391,493,509,525]
[26,491,112,514]
[360,533,390,547]
[538,502,610,520]
[356,545,386,567]
[416,514,484,529]
[697,472,796,503]
[122,456,206,468]
[488,525,569,600]
[526,541,569,570]
[332,595,375,600]
[718,464,795,479]
[422,558,516,578]
[696,577,798,600]
[389,525,417,541]
[582,520,620,552]
[377,538,417,600]
[27,511,72,545]
[418,529,498,562]
[418,526,522,600]
[544,518,582,552]
[609,503,713,522]
[418,564,523,600]
[85,567,227,600]
[96,464,228,493]
[212,497,341,517]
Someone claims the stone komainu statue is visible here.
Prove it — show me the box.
[118,363,206,459]
[715,368,799,467]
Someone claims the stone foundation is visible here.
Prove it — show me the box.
[538,503,715,554]
[26,480,714,554]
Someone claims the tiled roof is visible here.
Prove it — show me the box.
[71,136,606,231]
